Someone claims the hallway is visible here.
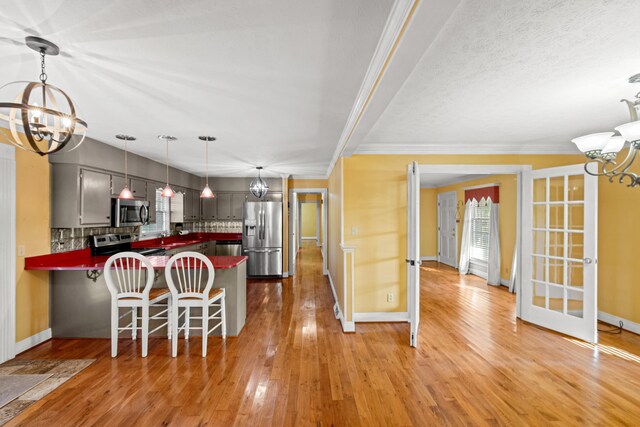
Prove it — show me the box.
[6,246,640,426]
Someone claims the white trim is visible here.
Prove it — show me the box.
[0,144,16,363]
[356,144,580,155]
[301,237,316,240]
[327,272,339,305]
[15,328,52,355]
[421,256,437,261]
[464,182,501,191]
[419,164,532,175]
[437,191,457,268]
[500,279,510,287]
[326,0,418,176]
[327,272,355,332]
[598,311,640,335]
[282,271,289,278]
[354,312,410,322]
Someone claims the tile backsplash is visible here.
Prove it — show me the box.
[50,221,243,253]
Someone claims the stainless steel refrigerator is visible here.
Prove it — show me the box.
[242,201,283,276]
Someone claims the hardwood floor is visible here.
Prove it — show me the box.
[8,246,640,426]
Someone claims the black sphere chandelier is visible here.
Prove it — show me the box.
[0,36,87,156]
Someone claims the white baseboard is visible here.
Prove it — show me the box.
[15,328,52,355]
[420,256,437,262]
[282,271,289,278]
[327,272,355,332]
[354,312,410,322]
[341,319,356,332]
[598,311,640,335]
[499,279,510,287]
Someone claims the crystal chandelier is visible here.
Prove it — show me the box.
[199,136,216,198]
[0,36,87,155]
[572,73,640,188]
[158,135,177,197]
[250,166,269,198]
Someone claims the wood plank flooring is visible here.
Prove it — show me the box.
[8,245,640,426]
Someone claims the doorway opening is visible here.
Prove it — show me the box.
[288,188,328,277]
[408,163,599,348]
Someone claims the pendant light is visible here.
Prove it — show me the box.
[0,36,87,155]
[116,134,136,199]
[198,136,216,198]
[250,166,269,199]
[158,135,177,197]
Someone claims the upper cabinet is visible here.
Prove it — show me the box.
[202,196,217,220]
[231,193,246,219]
[130,178,147,199]
[110,175,126,196]
[216,193,232,219]
[80,169,112,225]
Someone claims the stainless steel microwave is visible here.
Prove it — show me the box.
[111,198,150,227]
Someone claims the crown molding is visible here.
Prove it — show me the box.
[326,0,419,177]
[354,143,581,155]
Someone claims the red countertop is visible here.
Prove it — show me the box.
[25,232,245,271]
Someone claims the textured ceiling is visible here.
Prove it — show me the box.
[360,0,640,154]
[0,0,393,177]
[419,173,487,188]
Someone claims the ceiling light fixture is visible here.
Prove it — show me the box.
[198,136,216,198]
[572,73,640,188]
[116,134,136,199]
[250,166,269,199]
[159,135,177,197]
[0,36,87,156]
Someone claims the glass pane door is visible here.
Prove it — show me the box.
[522,164,597,343]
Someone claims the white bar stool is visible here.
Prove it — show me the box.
[104,252,171,357]
[164,251,226,357]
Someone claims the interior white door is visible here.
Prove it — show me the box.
[407,162,421,347]
[0,144,16,363]
[437,191,457,268]
[521,164,598,343]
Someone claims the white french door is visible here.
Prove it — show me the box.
[437,191,457,268]
[407,162,420,347]
[0,144,16,363]
[521,164,598,343]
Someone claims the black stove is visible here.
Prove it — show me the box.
[89,233,165,257]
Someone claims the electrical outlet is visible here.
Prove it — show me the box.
[351,226,358,236]
[387,293,393,303]
[18,245,25,257]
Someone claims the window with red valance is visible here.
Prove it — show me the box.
[465,185,499,203]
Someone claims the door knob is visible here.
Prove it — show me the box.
[583,258,593,264]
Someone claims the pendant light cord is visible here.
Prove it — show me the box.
[124,139,128,181]
[205,140,209,186]
[166,140,170,185]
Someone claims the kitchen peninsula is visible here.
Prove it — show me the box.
[25,233,247,338]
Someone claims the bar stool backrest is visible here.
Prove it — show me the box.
[104,252,155,300]
[164,251,215,300]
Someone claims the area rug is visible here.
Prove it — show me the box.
[0,359,94,426]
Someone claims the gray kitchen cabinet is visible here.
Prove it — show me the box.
[217,193,232,219]
[191,189,201,221]
[111,175,127,196]
[130,178,147,198]
[147,182,157,224]
[231,193,246,219]
[184,190,194,221]
[201,196,217,220]
[80,169,112,225]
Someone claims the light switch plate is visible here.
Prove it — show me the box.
[18,245,25,257]
[351,226,358,236]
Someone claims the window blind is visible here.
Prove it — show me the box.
[140,188,170,237]
[470,203,491,263]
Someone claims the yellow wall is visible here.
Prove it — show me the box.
[328,159,346,319]
[436,174,518,282]
[341,154,640,323]
[1,132,51,343]
[289,179,328,189]
[301,202,318,238]
[419,188,437,258]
